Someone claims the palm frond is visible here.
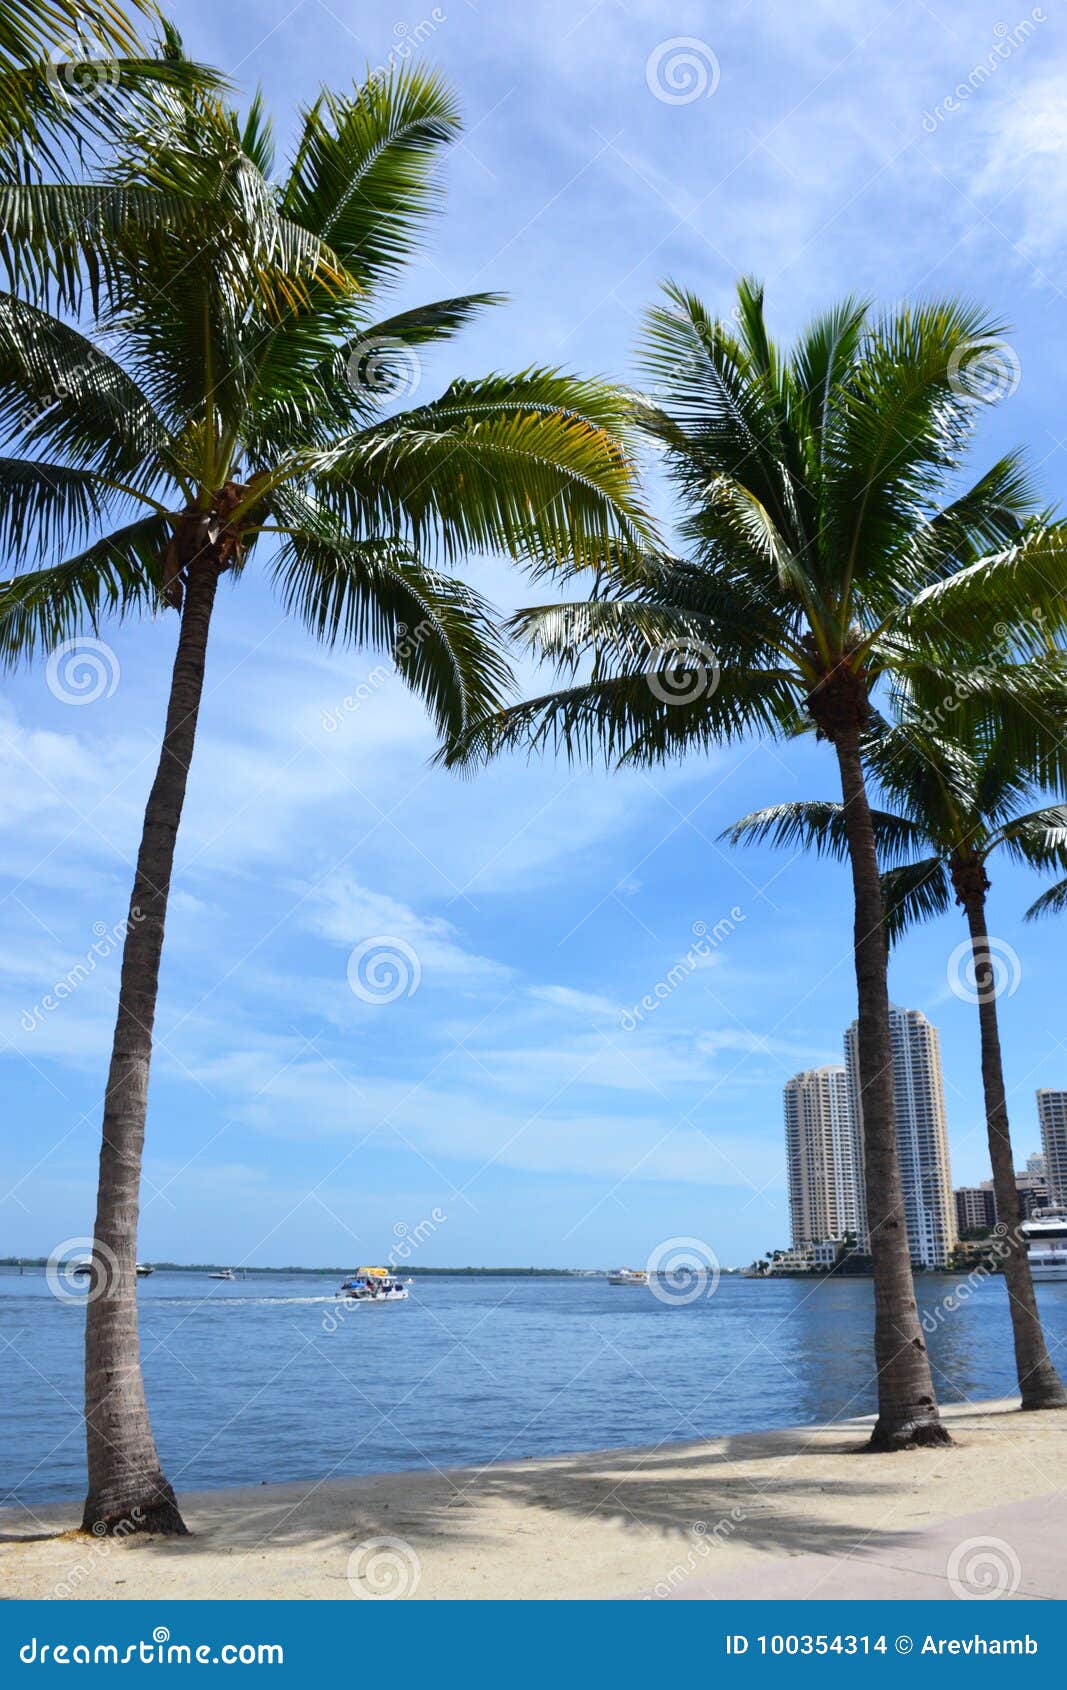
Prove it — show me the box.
[1024,877,1067,922]
[282,66,461,291]
[0,290,170,480]
[269,509,513,742]
[996,805,1067,870]
[880,856,953,945]
[720,800,924,865]
[0,511,169,660]
[308,370,650,569]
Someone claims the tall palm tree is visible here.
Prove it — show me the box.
[446,278,1067,1448]
[0,69,648,1534]
[722,699,1067,1410]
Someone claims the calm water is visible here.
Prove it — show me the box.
[3,1268,1066,1506]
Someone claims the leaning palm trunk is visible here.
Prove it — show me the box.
[830,716,949,1448]
[83,558,220,1534]
[957,879,1067,1410]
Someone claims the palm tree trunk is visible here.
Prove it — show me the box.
[82,559,220,1534]
[961,890,1067,1409]
[833,725,950,1448]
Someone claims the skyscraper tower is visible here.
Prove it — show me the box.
[784,1066,866,1247]
[1037,1091,1067,1207]
[844,1006,956,1268]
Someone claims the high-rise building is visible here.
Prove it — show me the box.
[845,1006,957,1268]
[955,1185,996,1233]
[1037,1092,1067,1206]
[784,1066,866,1247]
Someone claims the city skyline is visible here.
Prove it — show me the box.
[784,1007,959,1269]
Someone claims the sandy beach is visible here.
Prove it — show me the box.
[3,1398,1065,1600]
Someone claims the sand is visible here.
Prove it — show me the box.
[3,1398,1065,1601]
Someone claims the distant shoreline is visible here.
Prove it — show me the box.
[2,1258,1001,1279]
[0,1260,616,1278]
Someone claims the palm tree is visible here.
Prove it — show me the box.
[446,278,1067,1448]
[722,698,1067,1410]
[0,68,648,1534]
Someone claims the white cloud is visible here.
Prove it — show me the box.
[305,871,510,988]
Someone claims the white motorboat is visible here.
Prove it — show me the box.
[1022,1209,1067,1281]
[339,1267,411,1301]
[208,1268,236,1280]
[607,1267,649,1286]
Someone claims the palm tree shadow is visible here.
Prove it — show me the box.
[162,1426,947,1571]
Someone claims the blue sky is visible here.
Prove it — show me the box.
[3,0,1067,1270]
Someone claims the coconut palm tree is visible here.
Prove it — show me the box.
[445,278,1067,1448]
[722,698,1067,1410]
[0,68,649,1534]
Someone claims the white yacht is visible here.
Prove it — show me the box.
[208,1268,236,1280]
[1022,1209,1067,1281]
[607,1267,649,1286]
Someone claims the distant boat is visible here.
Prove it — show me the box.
[72,1261,153,1277]
[607,1267,648,1286]
[1023,1210,1067,1281]
[340,1267,410,1301]
[208,1268,236,1281]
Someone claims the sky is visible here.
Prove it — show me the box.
[3,0,1067,1271]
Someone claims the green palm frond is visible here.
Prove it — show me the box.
[880,856,953,945]
[720,800,924,865]
[996,805,1067,870]
[910,520,1067,653]
[0,0,146,67]
[0,512,169,657]
[269,502,513,739]
[0,454,128,559]
[1024,877,1067,922]
[362,293,504,346]
[0,290,169,479]
[282,67,461,291]
[444,662,798,771]
[309,370,650,568]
